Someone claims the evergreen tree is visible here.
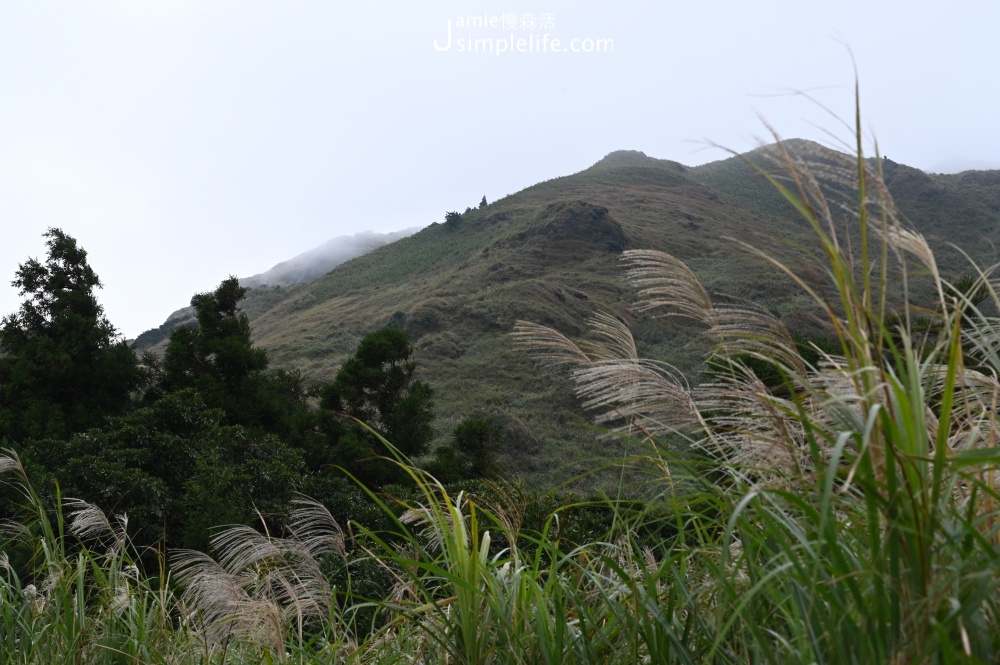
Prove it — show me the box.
[444,211,462,230]
[0,228,143,443]
[159,277,310,436]
[319,328,434,484]
[428,416,503,482]
[161,277,268,400]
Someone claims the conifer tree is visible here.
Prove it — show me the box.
[160,277,309,437]
[319,328,434,484]
[0,228,143,443]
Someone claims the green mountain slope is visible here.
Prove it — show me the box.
[139,141,1000,488]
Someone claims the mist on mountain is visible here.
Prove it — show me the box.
[241,228,423,288]
[132,228,421,348]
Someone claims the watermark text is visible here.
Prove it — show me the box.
[433,13,613,55]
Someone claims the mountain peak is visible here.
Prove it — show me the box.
[593,150,654,166]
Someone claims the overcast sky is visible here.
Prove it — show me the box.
[2,0,998,338]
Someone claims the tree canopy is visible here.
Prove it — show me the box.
[319,327,434,484]
[0,240,477,552]
[161,277,268,399]
[444,211,462,229]
[158,277,309,437]
[0,228,144,443]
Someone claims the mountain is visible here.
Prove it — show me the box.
[136,141,1000,488]
[132,228,420,349]
[241,228,422,288]
[930,158,1000,173]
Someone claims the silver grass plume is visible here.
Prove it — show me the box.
[622,249,806,377]
[172,497,347,652]
[516,239,945,488]
[0,449,26,479]
[576,359,700,438]
[400,491,470,553]
[171,549,257,648]
[874,224,945,310]
[622,250,717,328]
[64,498,129,553]
[513,310,702,439]
[287,495,346,561]
[696,364,807,477]
[514,259,822,484]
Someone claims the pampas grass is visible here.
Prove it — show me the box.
[3,89,1000,663]
[510,92,1000,662]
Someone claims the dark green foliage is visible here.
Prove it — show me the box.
[159,277,312,440]
[130,321,172,349]
[1,273,322,552]
[444,211,462,230]
[31,389,304,550]
[947,273,990,308]
[55,276,321,549]
[480,195,488,209]
[453,417,502,477]
[2,271,311,551]
[426,445,462,483]
[386,310,406,330]
[161,277,268,412]
[319,328,434,485]
[428,417,502,481]
[0,229,145,444]
[520,493,618,548]
[179,424,304,551]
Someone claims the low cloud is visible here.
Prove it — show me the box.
[240,227,422,288]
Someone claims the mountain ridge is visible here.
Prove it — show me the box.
[131,227,421,348]
[241,228,422,288]
[136,139,1000,487]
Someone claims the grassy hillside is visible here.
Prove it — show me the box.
[137,141,1000,489]
[12,133,1000,665]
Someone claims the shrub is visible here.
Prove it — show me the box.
[444,211,462,230]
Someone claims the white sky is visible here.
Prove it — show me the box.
[2,0,998,338]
